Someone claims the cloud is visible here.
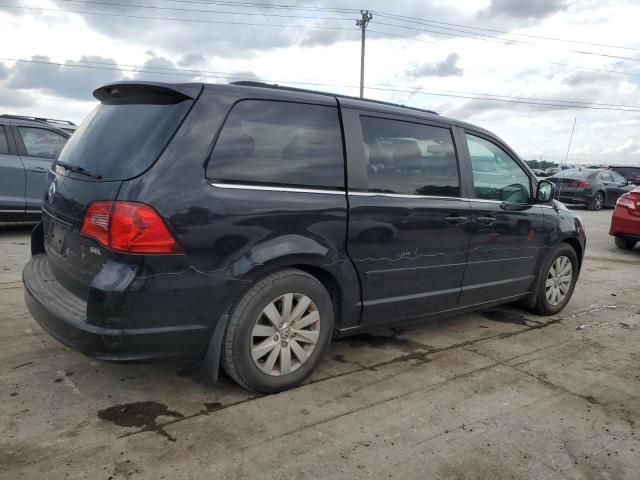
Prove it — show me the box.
[44,0,464,55]
[300,24,350,48]
[561,70,612,86]
[0,86,35,108]
[5,55,124,100]
[615,138,636,154]
[178,52,206,67]
[0,62,9,80]
[478,0,567,20]
[132,53,198,82]
[406,53,462,78]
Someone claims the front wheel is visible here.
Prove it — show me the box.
[532,243,579,315]
[615,236,637,250]
[221,269,334,394]
[588,191,605,211]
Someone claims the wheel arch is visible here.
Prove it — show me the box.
[239,257,359,331]
[290,264,343,329]
[561,236,583,268]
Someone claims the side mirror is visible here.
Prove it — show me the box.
[537,180,555,204]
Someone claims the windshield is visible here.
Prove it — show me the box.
[56,99,192,181]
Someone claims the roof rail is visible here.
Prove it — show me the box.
[0,114,76,126]
[230,81,439,116]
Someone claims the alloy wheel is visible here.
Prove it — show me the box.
[594,193,604,210]
[545,255,573,306]
[250,293,320,376]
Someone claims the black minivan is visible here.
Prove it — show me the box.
[23,81,586,393]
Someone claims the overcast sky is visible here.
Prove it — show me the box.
[1,0,640,164]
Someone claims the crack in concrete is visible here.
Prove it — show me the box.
[114,303,632,442]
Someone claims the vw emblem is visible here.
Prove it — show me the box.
[280,326,291,340]
[48,182,56,204]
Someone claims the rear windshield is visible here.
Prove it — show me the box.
[55,99,192,181]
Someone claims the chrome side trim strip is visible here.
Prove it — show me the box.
[209,182,549,207]
[209,183,345,195]
[348,191,462,200]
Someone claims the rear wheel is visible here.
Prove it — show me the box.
[588,191,605,211]
[221,269,334,394]
[532,243,579,315]
[615,236,637,250]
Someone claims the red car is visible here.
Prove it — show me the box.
[609,186,640,250]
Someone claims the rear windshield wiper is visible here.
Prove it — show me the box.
[55,161,102,180]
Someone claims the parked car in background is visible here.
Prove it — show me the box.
[1,115,77,134]
[610,165,640,186]
[546,167,560,176]
[609,186,640,250]
[532,168,547,177]
[23,81,586,393]
[548,168,635,210]
[0,114,71,221]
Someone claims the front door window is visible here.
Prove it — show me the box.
[466,134,531,203]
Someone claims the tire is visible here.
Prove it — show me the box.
[588,191,605,211]
[615,236,637,250]
[221,269,334,394]
[532,243,579,316]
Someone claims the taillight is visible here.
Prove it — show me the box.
[81,202,111,247]
[566,181,591,188]
[81,201,181,254]
[616,194,640,215]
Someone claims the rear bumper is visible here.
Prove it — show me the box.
[609,206,640,238]
[23,255,210,361]
[556,192,591,204]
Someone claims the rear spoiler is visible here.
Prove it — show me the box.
[93,82,203,105]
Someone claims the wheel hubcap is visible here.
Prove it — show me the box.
[595,194,603,209]
[545,256,573,306]
[250,293,320,376]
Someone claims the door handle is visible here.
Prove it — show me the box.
[475,216,496,226]
[29,167,48,173]
[445,215,469,225]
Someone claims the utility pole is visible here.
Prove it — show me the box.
[356,10,373,98]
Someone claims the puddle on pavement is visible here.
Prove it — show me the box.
[332,354,350,364]
[203,402,223,413]
[98,401,184,442]
[481,310,530,326]
[341,332,430,352]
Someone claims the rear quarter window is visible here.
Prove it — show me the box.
[206,100,344,189]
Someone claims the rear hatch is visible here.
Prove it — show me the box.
[41,82,201,299]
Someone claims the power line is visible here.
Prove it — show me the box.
[374,20,532,46]
[546,61,640,78]
[56,0,354,21]
[50,0,640,55]
[5,2,640,67]
[371,18,640,64]
[372,10,640,53]
[0,4,357,30]
[3,56,640,112]
[145,0,360,14]
[21,55,634,107]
